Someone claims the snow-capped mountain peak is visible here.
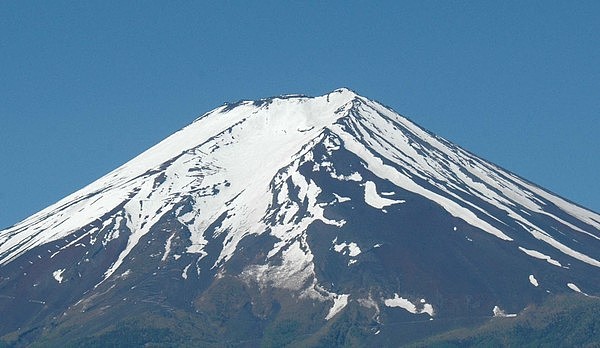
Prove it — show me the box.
[0,89,356,266]
[0,88,598,345]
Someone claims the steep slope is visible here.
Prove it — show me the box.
[0,88,599,346]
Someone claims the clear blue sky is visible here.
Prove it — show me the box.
[1,1,599,228]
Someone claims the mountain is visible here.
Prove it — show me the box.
[1,88,599,347]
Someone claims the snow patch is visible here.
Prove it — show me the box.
[182,264,191,279]
[384,293,435,317]
[243,239,315,292]
[52,269,65,284]
[518,247,563,267]
[384,295,416,312]
[363,181,405,209]
[333,240,362,257]
[493,305,517,318]
[529,274,539,287]
[566,282,588,296]
[325,294,349,320]
[331,171,363,182]
[161,233,175,262]
[421,303,435,317]
[333,193,351,203]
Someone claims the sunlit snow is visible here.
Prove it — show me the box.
[1,85,599,301]
[182,264,191,280]
[518,247,563,267]
[363,181,405,209]
[333,240,362,257]
[493,305,517,318]
[529,274,539,287]
[566,282,588,296]
[333,193,351,203]
[52,269,65,284]
[384,293,435,317]
[325,294,349,320]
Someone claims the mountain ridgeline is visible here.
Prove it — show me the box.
[1,88,599,346]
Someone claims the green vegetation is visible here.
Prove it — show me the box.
[66,325,178,348]
[312,307,372,347]
[261,319,300,347]
[412,294,600,347]
[2,294,598,347]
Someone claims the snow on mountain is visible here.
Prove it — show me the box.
[0,88,599,345]
[0,90,352,268]
[2,88,598,273]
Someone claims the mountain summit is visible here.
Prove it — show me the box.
[1,88,599,346]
